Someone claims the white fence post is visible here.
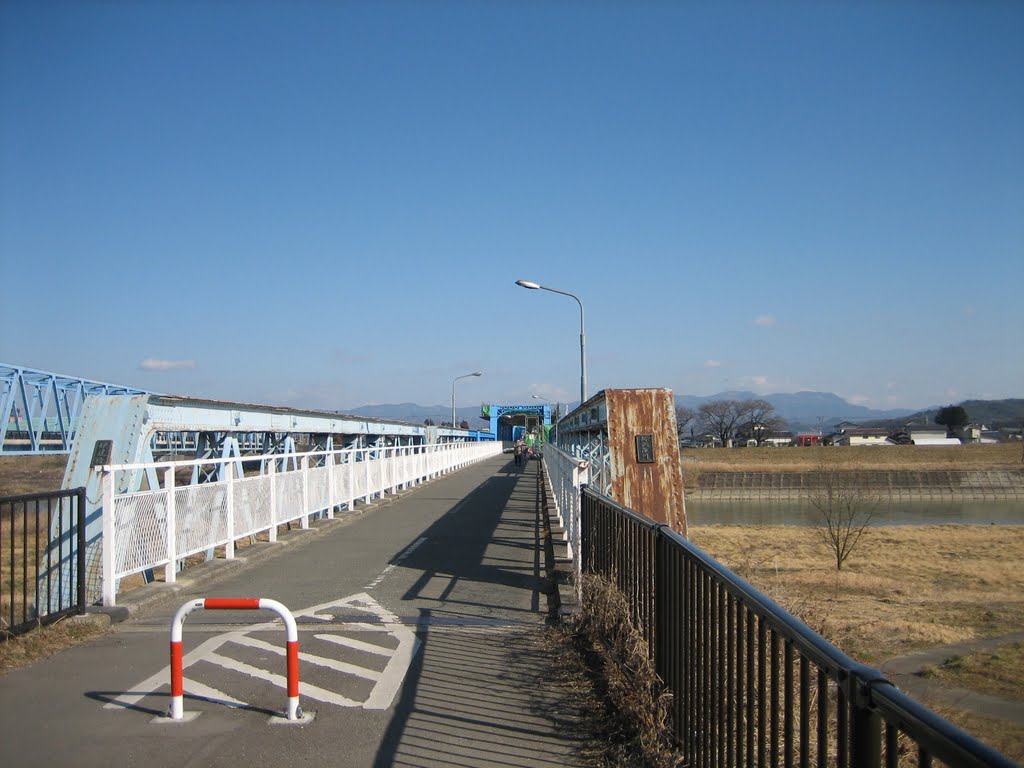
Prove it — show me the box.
[300,456,310,529]
[268,461,278,543]
[347,450,355,511]
[363,449,372,504]
[101,470,116,606]
[165,468,177,583]
[224,463,235,559]
[326,451,335,519]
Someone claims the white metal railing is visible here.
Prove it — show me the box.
[540,442,588,574]
[99,441,503,605]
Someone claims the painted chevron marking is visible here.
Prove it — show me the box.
[105,592,419,714]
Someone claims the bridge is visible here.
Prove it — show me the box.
[1,373,1015,767]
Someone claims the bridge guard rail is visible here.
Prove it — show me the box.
[580,487,1017,768]
[1,487,87,636]
[97,441,503,605]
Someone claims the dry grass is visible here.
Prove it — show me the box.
[689,523,1024,762]
[922,641,1024,703]
[0,455,68,498]
[0,616,108,674]
[929,708,1024,764]
[688,524,1024,664]
[682,443,1022,476]
[549,575,683,767]
[0,511,42,634]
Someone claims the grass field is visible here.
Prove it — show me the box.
[922,641,1024,703]
[0,454,67,498]
[689,523,1024,761]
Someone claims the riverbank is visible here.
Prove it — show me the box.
[688,468,1024,501]
[683,443,1024,501]
[689,523,1024,761]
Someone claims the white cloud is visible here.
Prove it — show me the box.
[751,375,768,386]
[139,358,196,371]
[753,314,776,327]
[848,394,871,405]
[703,360,722,368]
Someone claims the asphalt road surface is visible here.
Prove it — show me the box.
[0,455,591,768]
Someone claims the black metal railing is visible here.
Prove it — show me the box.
[580,487,1017,768]
[1,488,87,638]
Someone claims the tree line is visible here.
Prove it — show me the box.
[676,399,783,447]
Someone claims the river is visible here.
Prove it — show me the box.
[687,499,1024,526]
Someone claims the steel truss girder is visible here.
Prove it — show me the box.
[0,363,150,454]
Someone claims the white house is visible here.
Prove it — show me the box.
[833,427,893,447]
[906,423,961,446]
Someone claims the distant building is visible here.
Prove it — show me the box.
[762,431,794,447]
[905,423,960,446]
[831,427,893,447]
[793,433,821,447]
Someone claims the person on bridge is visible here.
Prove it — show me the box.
[513,437,525,467]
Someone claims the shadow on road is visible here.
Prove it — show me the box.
[371,458,588,766]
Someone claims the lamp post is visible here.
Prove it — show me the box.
[516,280,587,404]
[451,372,482,429]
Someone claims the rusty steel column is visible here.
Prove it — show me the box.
[603,388,687,535]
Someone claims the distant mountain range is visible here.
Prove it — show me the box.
[345,392,1024,432]
[879,399,1024,430]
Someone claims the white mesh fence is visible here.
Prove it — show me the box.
[541,443,588,571]
[234,474,271,538]
[111,490,168,578]
[307,465,330,515]
[275,471,303,524]
[101,441,503,602]
[175,482,230,559]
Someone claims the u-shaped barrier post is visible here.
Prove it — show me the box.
[169,597,301,721]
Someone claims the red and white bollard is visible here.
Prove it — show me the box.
[169,597,302,721]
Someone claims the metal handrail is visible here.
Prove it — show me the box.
[581,486,1017,768]
[1,487,87,636]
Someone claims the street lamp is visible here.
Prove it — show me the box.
[516,280,587,403]
[452,372,482,429]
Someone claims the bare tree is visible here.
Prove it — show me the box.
[739,399,782,445]
[675,406,696,441]
[809,459,879,571]
[698,400,745,447]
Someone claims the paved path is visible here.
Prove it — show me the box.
[0,456,591,768]
[880,631,1024,724]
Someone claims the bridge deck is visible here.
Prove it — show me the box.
[0,455,590,768]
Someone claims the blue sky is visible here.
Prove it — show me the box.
[2,1,1022,413]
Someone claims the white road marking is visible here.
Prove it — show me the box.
[106,592,420,715]
[366,537,427,589]
[314,633,394,657]
[204,652,363,708]
[230,634,382,681]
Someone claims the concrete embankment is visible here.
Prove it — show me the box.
[687,469,1024,501]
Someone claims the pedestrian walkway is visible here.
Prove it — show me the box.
[880,631,1024,725]
[0,454,591,768]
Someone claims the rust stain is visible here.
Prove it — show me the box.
[605,389,687,536]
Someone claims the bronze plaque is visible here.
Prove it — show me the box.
[635,434,655,463]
